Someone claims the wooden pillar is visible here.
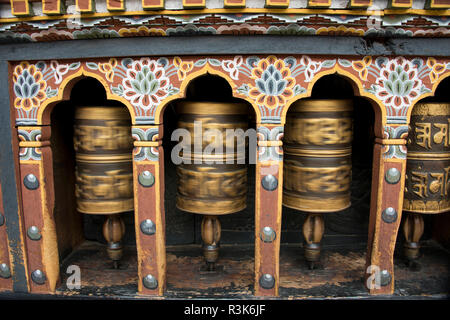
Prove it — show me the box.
[254,125,283,296]
[132,125,166,296]
[0,182,13,291]
[365,137,407,294]
[17,125,59,293]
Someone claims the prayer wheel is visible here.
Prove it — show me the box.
[73,105,134,268]
[403,102,450,262]
[283,99,353,268]
[175,101,248,271]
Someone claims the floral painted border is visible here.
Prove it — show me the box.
[10,55,450,138]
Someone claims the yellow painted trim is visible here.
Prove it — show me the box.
[142,0,165,10]
[389,0,413,8]
[308,0,332,7]
[265,0,290,8]
[38,160,59,293]
[36,68,136,125]
[107,0,126,11]
[134,141,161,147]
[281,65,386,134]
[224,0,246,8]
[348,0,373,8]
[154,65,262,124]
[10,0,31,17]
[19,159,41,164]
[75,0,94,13]
[182,0,206,9]
[19,141,50,148]
[428,0,450,9]
[2,8,450,23]
[42,0,64,15]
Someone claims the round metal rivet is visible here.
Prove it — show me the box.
[27,226,41,241]
[385,168,401,184]
[259,273,275,290]
[0,213,4,227]
[24,174,39,190]
[31,269,46,285]
[0,263,11,279]
[140,219,156,236]
[138,171,155,187]
[143,274,158,290]
[382,207,398,224]
[260,226,276,243]
[261,175,278,191]
[379,270,391,287]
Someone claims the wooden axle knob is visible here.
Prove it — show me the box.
[302,213,325,268]
[201,215,221,271]
[403,213,424,261]
[103,214,126,268]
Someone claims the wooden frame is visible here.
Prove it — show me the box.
[1,36,449,297]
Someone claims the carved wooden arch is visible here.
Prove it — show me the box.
[153,65,261,125]
[282,66,386,137]
[37,68,136,125]
[406,72,450,122]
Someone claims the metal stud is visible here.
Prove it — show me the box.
[259,273,275,290]
[140,219,156,236]
[385,168,401,184]
[138,170,155,188]
[379,269,391,286]
[261,175,278,191]
[0,263,11,279]
[382,207,398,224]
[24,174,39,190]
[31,269,46,285]
[0,213,4,227]
[27,226,42,241]
[260,226,276,243]
[142,274,158,290]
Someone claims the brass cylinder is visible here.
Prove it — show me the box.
[403,103,450,214]
[175,101,249,215]
[73,106,134,215]
[283,99,354,212]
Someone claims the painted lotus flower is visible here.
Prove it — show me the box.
[248,56,295,109]
[122,58,170,110]
[375,57,422,109]
[13,62,47,111]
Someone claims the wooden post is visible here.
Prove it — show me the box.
[132,124,166,295]
[0,182,13,291]
[254,124,283,296]
[17,125,60,293]
[365,137,406,294]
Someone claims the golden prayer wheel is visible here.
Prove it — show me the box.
[175,101,248,270]
[73,105,134,268]
[283,99,353,268]
[403,102,450,262]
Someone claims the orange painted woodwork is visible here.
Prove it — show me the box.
[183,0,205,8]
[75,0,94,13]
[142,0,164,10]
[265,0,289,8]
[389,0,413,8]
[307,0,331,7]
[107,0,125,11]
[348,0,372,7]
[224,0,246,8]
[10,0,31,16]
